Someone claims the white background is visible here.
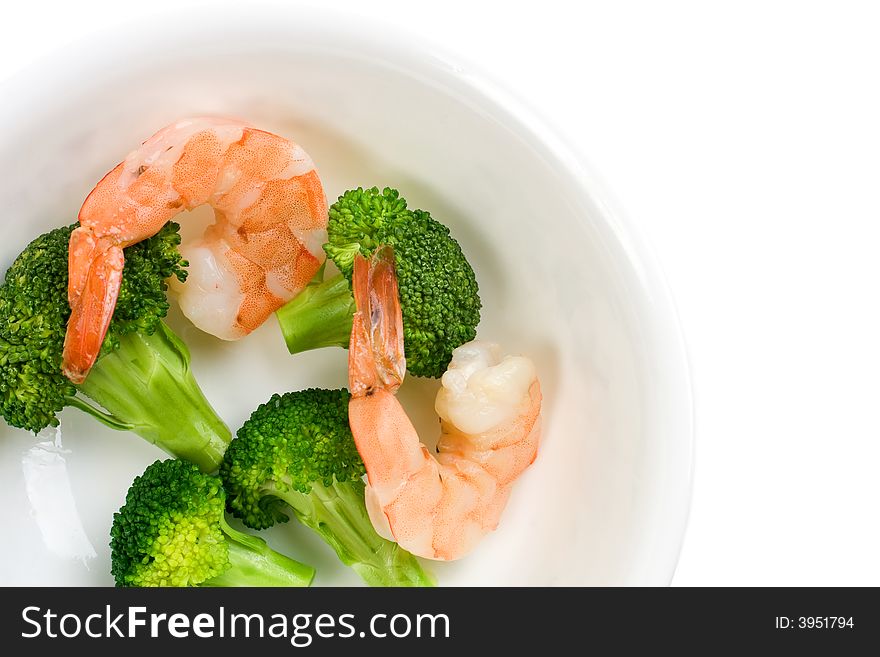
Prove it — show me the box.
[2,0,879,586]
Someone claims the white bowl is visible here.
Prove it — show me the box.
[0,9,692,586]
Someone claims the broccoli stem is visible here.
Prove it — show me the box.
[71,320,231,472]
[204,518,315,587]
[278,478,434,587]
[275,272,356,355]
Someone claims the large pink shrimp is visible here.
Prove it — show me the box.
[62,117,327,383]
[347,247,542,561]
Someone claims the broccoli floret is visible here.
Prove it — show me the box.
[221,388,434,587]
[0,222,231,472]
[275,187,481,378]
[111,459,314,587]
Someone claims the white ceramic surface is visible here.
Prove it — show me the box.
[0,9,692,586]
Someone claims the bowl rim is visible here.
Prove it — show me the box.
[0,6,694,586]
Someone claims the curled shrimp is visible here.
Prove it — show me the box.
[348,247,542,561]
[62,117,328,383]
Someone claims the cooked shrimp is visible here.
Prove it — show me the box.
[62,117,327,383]
[348,247,542,561]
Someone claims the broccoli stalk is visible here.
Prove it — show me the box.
[201,516,314,587]
[221,388,434,587]
[276,269,356,353]
[0,222,231,472]
[111,459,314,587]
[270,475,430,587]
[71,322,230,471]
[274,187,481,378]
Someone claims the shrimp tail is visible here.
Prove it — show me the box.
[67,226,98,306]
[348,246,406,397]
[62,244,125,384]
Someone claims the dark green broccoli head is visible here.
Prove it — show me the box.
[0,222,187,432]
[110,459,229,587]
[103,222,188,350]
[324,187,481,378]
[220,388,364,530]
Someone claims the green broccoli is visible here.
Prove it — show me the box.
[0,222,231,472]
[275,187,481,378]
[220,388,434,587]
[111,459,314,587]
